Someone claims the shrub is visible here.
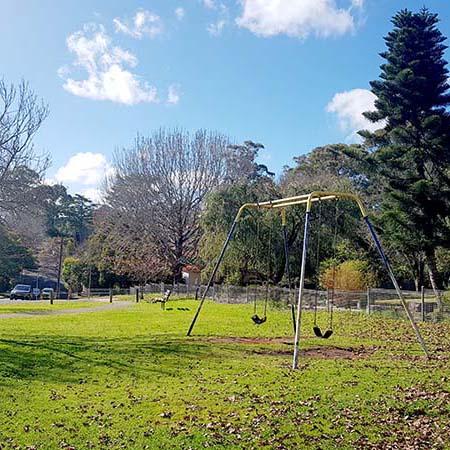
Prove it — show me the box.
[320,259,375,291]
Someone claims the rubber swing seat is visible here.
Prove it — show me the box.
[313,326,323,338]
[251,314,267,325]
[313,326,333,339]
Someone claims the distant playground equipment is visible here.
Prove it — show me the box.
[148,289,189,311]
[187,191,430,369]
[152,289,172,310]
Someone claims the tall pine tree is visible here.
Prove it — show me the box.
[349,8,450,295]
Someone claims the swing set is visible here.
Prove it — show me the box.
[187,191,430,369]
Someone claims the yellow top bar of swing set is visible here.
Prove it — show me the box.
[235,191,369,222]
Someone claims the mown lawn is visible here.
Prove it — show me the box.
[0,300,114,315]
[0,298,449,449]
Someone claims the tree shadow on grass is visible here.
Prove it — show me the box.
[0,335,215,384]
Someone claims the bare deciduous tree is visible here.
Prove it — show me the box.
[0,79,49,216]
[103,128,231,281]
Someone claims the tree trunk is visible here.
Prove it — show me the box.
[406,252,425,292]
[414,277,419,293]
[172,234,184,283]
[425,250,443,309]
[273,266,285,285]
[413,258,425,292]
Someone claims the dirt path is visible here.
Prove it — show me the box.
[0,300,133,319]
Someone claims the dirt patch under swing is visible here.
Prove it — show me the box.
[204,337,375,359]
[251,346,375,359]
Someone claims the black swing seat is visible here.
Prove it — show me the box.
[313,326,323,338]
[322,329,333,339]
[313,326,333,339]
[252,314,267,325]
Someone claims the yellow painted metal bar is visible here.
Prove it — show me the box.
[280,209,287,226]
[235,191,369,222]
[306,191,369,217]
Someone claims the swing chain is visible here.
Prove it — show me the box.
[329,198,340,331]
[313,198,339,339]
[313,199,323,328]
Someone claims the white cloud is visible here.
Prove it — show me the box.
[167,85,182,105]
[205,3,229,36]
[82,188,104,203]
[53,152,115,203]
[207,19,226,36]
[59,24,158,105]
[326,88,383,138]
[202,0,216,9]
[175,7,185,20]
[236,0,359,39]
[54,152,113,185]
[113,9,164,39]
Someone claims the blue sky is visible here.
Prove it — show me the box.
[2,0,450,201]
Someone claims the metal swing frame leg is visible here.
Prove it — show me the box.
[187,221,238,336]
[292,211,311,369]
[364,217,430,358]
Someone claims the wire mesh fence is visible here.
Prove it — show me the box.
[73,282,450,322]
[1,280,448,322]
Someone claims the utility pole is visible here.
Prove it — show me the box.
[56,236,64,299]
[88,265,92,300]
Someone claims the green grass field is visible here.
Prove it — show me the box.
[0,298,449,449]
[0,300,113,315]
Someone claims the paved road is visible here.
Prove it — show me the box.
[0,299,132,319]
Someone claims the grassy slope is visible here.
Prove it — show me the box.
[0,299,449,450]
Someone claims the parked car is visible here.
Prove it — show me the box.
[10,284,32,300]
[41,288,54,300]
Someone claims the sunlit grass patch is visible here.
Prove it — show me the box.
[0,299,448,449]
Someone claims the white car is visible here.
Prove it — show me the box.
[41,288,55,300]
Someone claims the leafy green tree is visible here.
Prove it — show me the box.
[62,257,89,293]
[0,225,35,290]
[199,180,283,284]
[280,145,385,287]
[346,8,450,297]
[46,186,94,245]
[199,143,280,284]
[44,186,94,296]
[225,141,275,182]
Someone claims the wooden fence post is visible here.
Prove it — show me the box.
[421,285,425,322]
[109,288,113,303]
[366,288,371,314]
[136,288,139,303]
